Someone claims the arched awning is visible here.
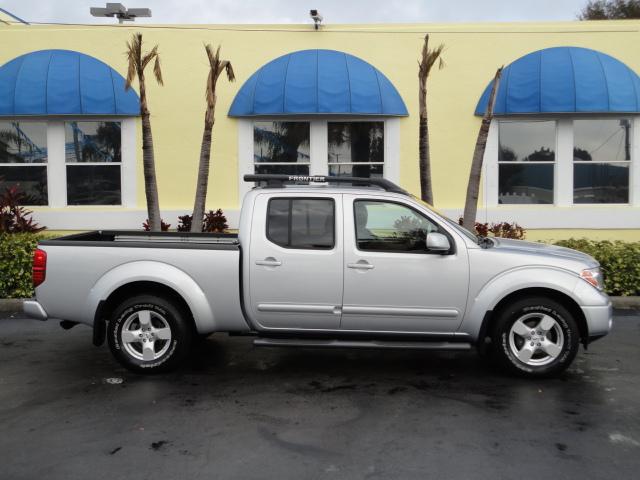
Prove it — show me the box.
[229,49,408,117]
[475,46,640,115]
[0,49,140,116]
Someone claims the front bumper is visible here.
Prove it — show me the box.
[582,301,613,339]
[23,300,48,321]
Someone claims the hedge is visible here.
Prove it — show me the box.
[554,239,640,296]
[0,233,41,298]
[0,234,638,299]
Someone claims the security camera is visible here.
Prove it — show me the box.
[309,9,323,30]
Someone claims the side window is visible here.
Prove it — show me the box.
[354,200,441,252]
[267,198,335,249]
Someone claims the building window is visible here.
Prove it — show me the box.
[0,121,48,205]
[498,120,555,204]
[253,121,310,175]
[65,121,122,205]
[573,118,630,204]
[328,122,384,178]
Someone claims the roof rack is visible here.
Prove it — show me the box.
[243,174,409,195]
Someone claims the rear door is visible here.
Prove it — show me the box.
[247,193,343,331]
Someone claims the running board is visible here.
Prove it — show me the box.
[253,337,472,351]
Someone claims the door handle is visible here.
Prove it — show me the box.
[256,257,282,267]
[347,261,374,270]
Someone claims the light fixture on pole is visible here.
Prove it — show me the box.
[90,3,151,24]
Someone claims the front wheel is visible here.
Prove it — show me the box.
[107,295,194,373]
[491,297,580,378]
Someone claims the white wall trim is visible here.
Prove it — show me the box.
[237,119,254,204]
[555,119,573,207]
[46,121,66,208]
[441,206,640,229]
[384,118,400,184]
[632,116,640,207]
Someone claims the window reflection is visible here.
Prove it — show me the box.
[498,121,556,204]
[66,165,121,205]
[65,121,121,163]
[328,122,384,178]
[0,121,48,205]
[573,119,630,204]
[499,121,555,162]
[254,122,310,164]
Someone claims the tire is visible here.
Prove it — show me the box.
[491,296,580,378]
[107,294,194,374]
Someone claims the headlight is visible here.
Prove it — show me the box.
[581,267,604,290]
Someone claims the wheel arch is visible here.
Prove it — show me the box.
[88,261,216,346]
[477,287,589,352]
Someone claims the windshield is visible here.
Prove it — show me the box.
[410,195,479,243]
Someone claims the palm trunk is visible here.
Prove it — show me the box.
[191,107,214,232]
[418,55,433,205]
[139,74,161,232]
[419,116,433,205]
[462,67,502,232]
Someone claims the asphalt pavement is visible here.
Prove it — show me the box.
[1,310,639,480]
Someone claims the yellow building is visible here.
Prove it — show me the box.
[0,14,639,241]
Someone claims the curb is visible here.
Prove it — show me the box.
[0,298,27,312]
[1,296,639,313]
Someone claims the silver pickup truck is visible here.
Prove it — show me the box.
[24,175,612,377]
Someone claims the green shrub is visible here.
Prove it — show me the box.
[554,238,640,296]
[0,232,41,298]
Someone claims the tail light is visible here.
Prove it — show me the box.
[32,248,47,288]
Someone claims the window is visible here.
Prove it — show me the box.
[573,119,630,204]
[354,200,441,253]
[253,121,310,175]
[267,198,335,249]
[65,121,122,205]
[0,121,48,205]
[328,122,384,178]
[498,120,555,204]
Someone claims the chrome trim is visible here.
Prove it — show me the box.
[342,306,459,317]
[23,300,48,321]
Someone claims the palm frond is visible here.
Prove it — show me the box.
[142,45,158,70]
[419,34,445,79]
[153,55,163,85]
[222,60,236,82]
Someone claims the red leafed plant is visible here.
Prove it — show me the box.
[178,209,228,233]
[142,219,171,231]
[0,186,45,233]
[458,217,525,240]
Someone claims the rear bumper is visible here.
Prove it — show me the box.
[23,300,48,321]
[582,301,613,339]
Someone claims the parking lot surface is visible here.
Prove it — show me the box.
[1,310,639,480]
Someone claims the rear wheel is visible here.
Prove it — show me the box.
[491,297,580,378]
[107,295,194,373]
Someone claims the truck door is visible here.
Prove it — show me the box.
[247,193,343,331]
[341,195,469,334]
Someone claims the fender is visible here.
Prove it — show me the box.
[460,265,595,338]
[86,260,216,333]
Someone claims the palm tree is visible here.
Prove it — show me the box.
[190,44,235,232]
[418,34,444,205]
[462,67,503,232]
[125,33,163,231]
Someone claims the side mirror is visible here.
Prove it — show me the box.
[426,232,450,253]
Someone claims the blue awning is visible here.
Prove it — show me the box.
[475,47,640,115]
[0,49,140,116]
[229,49,408,117]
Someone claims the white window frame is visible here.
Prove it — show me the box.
[238,117,400,202]
[0,117,136,209]
[481,115,640,229]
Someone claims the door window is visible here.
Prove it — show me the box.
[353,200,441,252]
[267,198,335,249]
